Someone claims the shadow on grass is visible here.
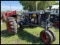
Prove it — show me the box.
[1,26,44,44]
[23,25,38,29]
[17,26,44,44]
[1,30,14,37]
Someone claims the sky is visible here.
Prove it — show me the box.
[1,1,23,11]
[1,1,59,11]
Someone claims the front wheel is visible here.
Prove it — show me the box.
[40,30,54,44]
[47,30,56,42]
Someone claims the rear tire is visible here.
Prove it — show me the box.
[7,17,17,35]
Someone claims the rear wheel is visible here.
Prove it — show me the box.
[40,30,53,44]
[7,17,17,35]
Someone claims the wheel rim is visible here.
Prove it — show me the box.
[41,32,49,43]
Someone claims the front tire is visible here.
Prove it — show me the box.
[47,30,56,42]
[40,30,53,44]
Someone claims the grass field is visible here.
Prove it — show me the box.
[1,22,59,44]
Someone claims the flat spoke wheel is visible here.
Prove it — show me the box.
[40,30,53,44]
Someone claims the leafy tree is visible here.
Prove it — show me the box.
[37,1,56,10]
[19,1,36,11]
[19,1,56,11]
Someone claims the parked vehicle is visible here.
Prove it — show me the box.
[1,10,56,44]
[1,11,18,34]
[19,11,56,44]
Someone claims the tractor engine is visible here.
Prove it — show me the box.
[2,11,17,22]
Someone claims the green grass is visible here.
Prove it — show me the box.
[1,23,59,44]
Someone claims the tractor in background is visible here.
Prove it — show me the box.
[1,11,18,34]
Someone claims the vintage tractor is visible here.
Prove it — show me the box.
[18,11,56,44]
[1,11,56,44]
[1,6,56,44]
[1,11,18,35]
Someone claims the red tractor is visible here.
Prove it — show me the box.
[1,11,18,34]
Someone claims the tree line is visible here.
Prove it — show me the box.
[19,1,58,11]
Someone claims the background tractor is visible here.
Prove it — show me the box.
[1,11,18,35]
